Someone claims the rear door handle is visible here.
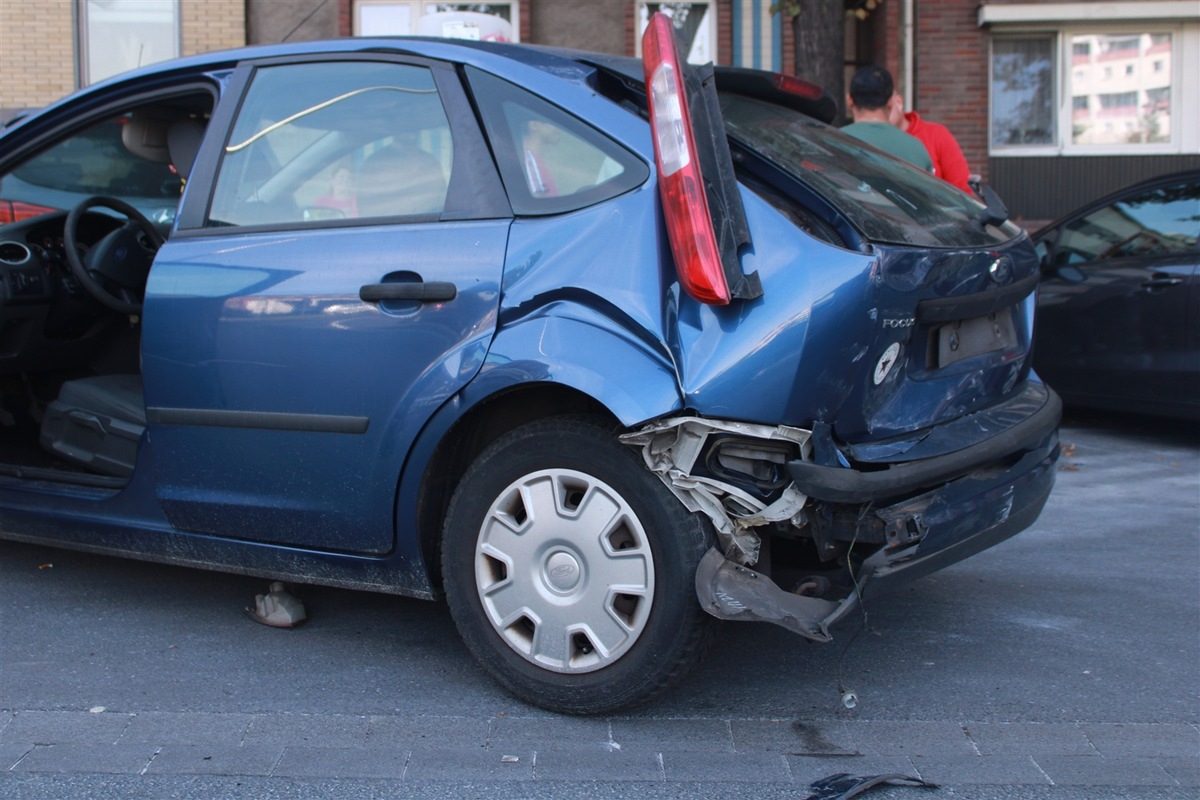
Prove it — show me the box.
[359,282,457,303]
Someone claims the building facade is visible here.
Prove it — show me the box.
[0,0,245,117]
[2,0,1197,223]
[867,0,1200,222]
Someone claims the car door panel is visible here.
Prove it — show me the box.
[1038,254,1193,405]
[142,221,506,553]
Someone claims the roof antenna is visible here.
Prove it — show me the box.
[282,0,329,43]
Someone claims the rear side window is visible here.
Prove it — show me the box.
[466,67,647,216]
[1053,179,1199,265]
[208,61,454,227]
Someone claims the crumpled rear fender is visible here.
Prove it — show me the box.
[471,306,684,426]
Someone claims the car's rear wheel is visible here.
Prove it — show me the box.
[441,416,715,714]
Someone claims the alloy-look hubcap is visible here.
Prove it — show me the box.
[474,468,655,673]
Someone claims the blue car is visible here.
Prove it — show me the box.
[0,17,1059,714]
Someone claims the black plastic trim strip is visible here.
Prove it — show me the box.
[146,407,369,434]
[916,272,1039,323]
[787,387,1061,504]
[0,463,126,489]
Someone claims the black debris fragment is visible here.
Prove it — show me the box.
[804,772,938,800]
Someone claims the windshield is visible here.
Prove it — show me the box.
[719,93,1021,248]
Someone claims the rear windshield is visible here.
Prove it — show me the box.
[719,93,1021,248]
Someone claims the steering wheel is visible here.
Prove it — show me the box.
[64,196,165,315]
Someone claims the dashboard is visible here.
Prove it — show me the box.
[0,211,128,373]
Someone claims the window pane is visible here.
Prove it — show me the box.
[637,2,713,64]
[992,37,1054,147]
[429,3,512,24]
[358,3,416,35]
[83,0,178,84]
[209,62,452,227]
[420,3,515,40]
[1055,180,1199,265]
[1069,33,1172,145]
[467,68,647,216]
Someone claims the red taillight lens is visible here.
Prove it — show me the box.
[0,200,58,224]
[642,12,731,306]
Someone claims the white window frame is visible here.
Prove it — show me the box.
[984,6,1198,157]
[354,1,520,41]
[633,2,718,65]
[77,0,180,86]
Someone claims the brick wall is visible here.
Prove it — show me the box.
[245,0,333,44]
[0,3,76,114]
[531,0,624,53]
[913,0,991,181]
[184,0,246,53]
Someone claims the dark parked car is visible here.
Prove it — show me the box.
[0,18,1060,714]
[1033,171,1200,420]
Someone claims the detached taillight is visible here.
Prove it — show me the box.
[0,200,57,224]
[642,12,730,306]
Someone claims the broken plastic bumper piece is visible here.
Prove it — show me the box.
[695,390,1061,641]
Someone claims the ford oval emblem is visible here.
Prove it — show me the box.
[988,256,1013,285]
[550,564,576,579]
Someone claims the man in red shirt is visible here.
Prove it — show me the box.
[889,99,973,195]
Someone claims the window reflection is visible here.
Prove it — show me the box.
[1069,33,1172,145]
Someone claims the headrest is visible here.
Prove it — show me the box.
[120,115,172,163]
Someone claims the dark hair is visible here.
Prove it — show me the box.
[849,65,894,111]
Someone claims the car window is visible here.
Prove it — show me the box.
[0,112,192,225]
[208,61,454,227]
[466,67,648,216]
[718,93,1021,249]
[1053,179,1200,266]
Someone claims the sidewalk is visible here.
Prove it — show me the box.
[2,709,1196,790]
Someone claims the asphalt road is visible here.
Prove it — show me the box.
[1,412,1197,799]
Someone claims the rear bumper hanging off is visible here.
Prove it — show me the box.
[696,418,1060,641]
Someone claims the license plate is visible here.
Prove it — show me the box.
[936,309,1017,368]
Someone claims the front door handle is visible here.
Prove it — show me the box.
[1140,276,1183,291]
[359,282,457,303]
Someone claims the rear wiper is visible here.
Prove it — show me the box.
[976,183,1009,228]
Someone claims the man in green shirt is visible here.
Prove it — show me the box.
[841,65,933,173]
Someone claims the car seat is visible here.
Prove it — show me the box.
[39,374,145,478]
[356,145,447,218]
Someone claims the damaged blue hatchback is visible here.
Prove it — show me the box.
[0,16,1058,714]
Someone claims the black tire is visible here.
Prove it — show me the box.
[441,416,716,714]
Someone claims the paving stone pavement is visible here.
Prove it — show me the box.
[1,709,1196,792]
